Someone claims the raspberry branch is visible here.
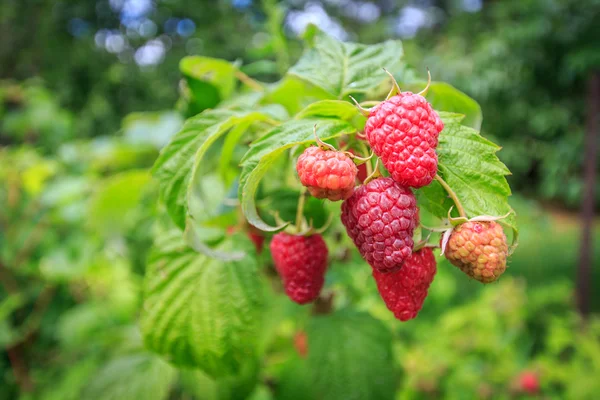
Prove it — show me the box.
[434,174,467,219]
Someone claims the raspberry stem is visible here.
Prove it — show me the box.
[434,174,467,218]
[234,70,264,92]
[295,188,307,233]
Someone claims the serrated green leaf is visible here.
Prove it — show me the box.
[307,310,396,400]
[420,112,516,233]
[239,118,355,231]
[140,232,263,376]
[152,109,281,229]
[83,352,176,400]
[289,26,404,99]
[405,81,483,130]
[294,99,363,122]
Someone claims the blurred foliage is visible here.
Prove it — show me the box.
[1,0,599,399]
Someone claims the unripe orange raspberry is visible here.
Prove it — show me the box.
[296,147,357,201]
[444,221,508,283]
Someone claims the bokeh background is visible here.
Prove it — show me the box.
[1,0,599,398]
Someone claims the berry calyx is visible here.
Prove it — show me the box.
[341,177,418,273]
[373,248,437,321]
[270,232,328,304]
[444,220,508,283]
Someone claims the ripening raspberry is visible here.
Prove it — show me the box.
[270,232,328,304]
[296,146,358,201]
[444,221,508,283]
[373,248,437,321]
[364,92,443,188]
[341,177,418,273]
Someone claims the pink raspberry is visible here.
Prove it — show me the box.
[373,248,437,321]
[364,93,444,188]
[296,147,357,201]
[341,177,417,273]
[270,233,328,304]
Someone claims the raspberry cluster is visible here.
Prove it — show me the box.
[262,72,510,321]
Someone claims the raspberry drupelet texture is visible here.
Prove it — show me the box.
[270,233,328,304]
[364,93,444,188]
[373,248,437,321]
[444,221,508,283]
[341,177,418,273]
[296,146,358,201]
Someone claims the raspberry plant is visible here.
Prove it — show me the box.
[144,26,518,398]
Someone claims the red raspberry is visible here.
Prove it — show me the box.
[341,177,417,273]
[364,93,444,188]
[270,232,328,304]
[373,248,437,321]
[444,221,508,283]
[248,230,265,254]
[517,371,540,395]
[296,147,357,201]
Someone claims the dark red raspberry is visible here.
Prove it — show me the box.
[517,371,540,395]
[296,147,357,201]
[373,248,437,321]
[364,93,444,188]
[444,221,508,283]
[341,177,417,273]
[270,233,328,304]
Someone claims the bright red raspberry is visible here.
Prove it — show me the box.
[444,221,508,283]
[270,233,328,304]
[364,93,444,188]
[373,248,436,321]
[296,147,357,201]
[341,177,417,273]
[517,371,540,395]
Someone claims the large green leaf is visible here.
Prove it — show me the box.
[180,56,237,113]
[152,108,281,229]
[83,352,176,400]
[289,26,404,99]
[419,112,516,233]
[239,104,357,230]
[140,232,263,377]
[307,310,396,400]
[405,80,483,130]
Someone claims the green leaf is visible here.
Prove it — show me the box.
[404,81,483,130]
[140,232,263,376]
[87,170,151,235]
[261,77,334,115]
[180,56,237,112]
[83,352,176,400]
[239,117,355,231]
[152,109,280,229]
[307,310,396,400]
[421,112,516,233]
[179,358,260,400]
[289,26,404,99]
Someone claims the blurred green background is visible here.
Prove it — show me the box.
[1,0,599,399]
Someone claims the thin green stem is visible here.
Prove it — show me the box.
[434,174,467,218]
[295,188,307,233]
[234,70,264,92]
